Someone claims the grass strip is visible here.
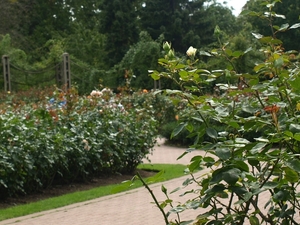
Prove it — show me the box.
[0,163,187,221]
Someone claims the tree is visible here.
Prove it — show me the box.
[116,31,162,90]
[138,0,201,53]
[99,0,140,68]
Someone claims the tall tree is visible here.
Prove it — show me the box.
[99,0,139,68]
[138,0,237,53]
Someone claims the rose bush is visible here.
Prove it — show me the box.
[0,87,158,198]
[145,2,300,224]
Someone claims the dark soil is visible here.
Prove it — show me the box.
[0,169,156,210]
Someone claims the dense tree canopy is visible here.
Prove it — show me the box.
[99,0,139,68]
[1,0,299,92]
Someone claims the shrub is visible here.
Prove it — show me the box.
[145,4,300,224]
[0,87,158,198]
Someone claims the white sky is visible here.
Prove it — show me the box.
[216,0,248,16]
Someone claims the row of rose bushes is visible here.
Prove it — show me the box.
[0,87,176,199]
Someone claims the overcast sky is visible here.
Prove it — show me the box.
[216,0,248,16]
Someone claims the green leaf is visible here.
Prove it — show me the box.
[244,47,252,54]
[171,122,186,138]
[210,169,224,184]
[228,121,240,129]
[222,168,240,185]
[274,57,284,68]
[244,121,256,130]
[289,76,300,92]
[284,167,299,183]
[249,216,260,225]
[185,122,194,133]
[273,190,289,202]
[269,39,283,45]
[203,156,215,167]
[176,148,197,160]
[262,182,278,190]
[252,32,263,39]
[250,142,268,154]
[111,180,133,194]
[188,156,202,172]
[230,186,248,195]
[179,70,188,80]
[175,64,186,69]
[284,131,293,138]
[289,23,300,29]
[215,148,231,160]
[278,23,289,31]
[286,159,300,173]
[289,124,300,133]
[206,127,218,139]
[248,158,259,167]
[234,160,249,172]
[225,49,232,56]
[235,138,250,144]
[260,36,273,43]
[161,185,167,194]
[199,50,212,57]
[150,72,160,80]
[293,133,300,141]
[145,170,165,184]
[232,51,243,57]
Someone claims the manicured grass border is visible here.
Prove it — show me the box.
[0,164,187,221]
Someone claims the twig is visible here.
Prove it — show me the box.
[136,172,170,225]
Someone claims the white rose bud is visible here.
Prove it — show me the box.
[163,42,171,51]
[186,46,197,57]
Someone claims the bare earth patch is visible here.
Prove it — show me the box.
[0,169,156,210]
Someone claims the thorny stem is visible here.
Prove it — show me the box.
[164,192,181,224]
[136,172,170,225]
[227,192,234,214]
[259,157,280,189]
[213,197,239,214]
[254,90,265,108]
[249,198,275,225]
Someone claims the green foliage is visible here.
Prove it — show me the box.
[121,89,177,129]
[119,32,162,89]
[160,121,194,146]
[147,2,300,224]
[0,0,249,92]
[138,0,237,53]
[242,0,300,51]
[103,31,162,90]
[99,0,139,67]
[0,87,158,198]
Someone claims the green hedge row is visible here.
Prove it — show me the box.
[0,88,159,198]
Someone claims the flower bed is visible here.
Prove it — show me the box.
[0,87,158,198]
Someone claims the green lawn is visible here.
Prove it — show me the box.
[0,163,188,221]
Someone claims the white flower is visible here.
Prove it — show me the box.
[90,90,102,97]
[186,46,197,57]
